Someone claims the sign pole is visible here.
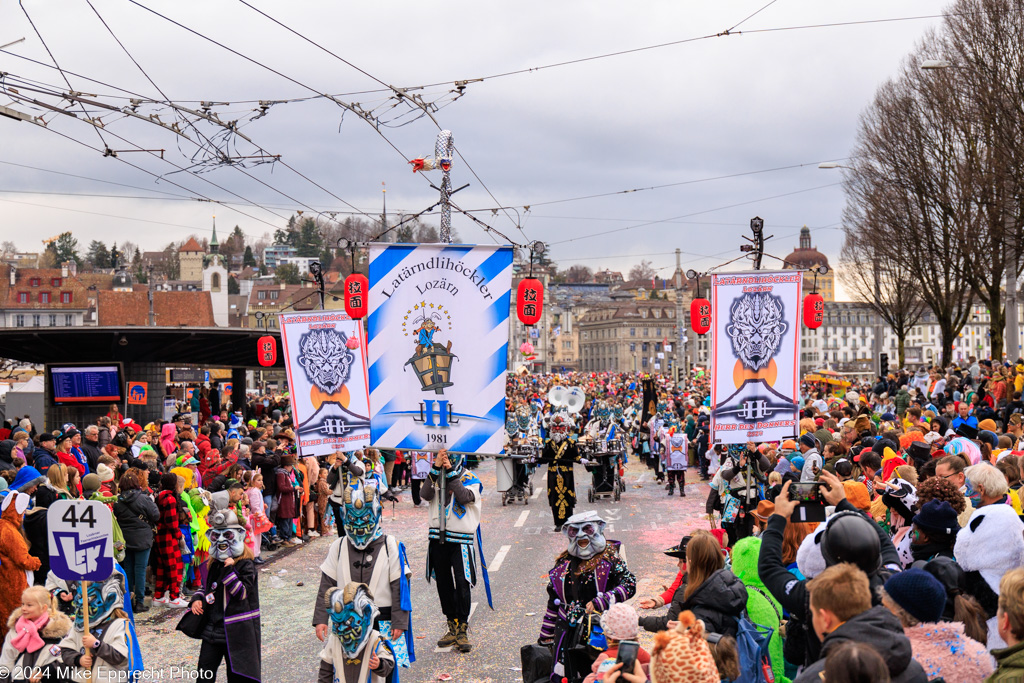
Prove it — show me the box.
[82,579,92,679]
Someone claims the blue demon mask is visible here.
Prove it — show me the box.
[73,571,125,631]
[516,406,531,431]
[343,477,383,550]
[327,583,379,661]
[506,414,518,435]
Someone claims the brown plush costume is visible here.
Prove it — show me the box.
[0,493,42,639]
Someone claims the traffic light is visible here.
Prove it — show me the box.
[880,352,889,377]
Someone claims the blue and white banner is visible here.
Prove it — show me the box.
[368,243,513,454]
[280,311,371,456]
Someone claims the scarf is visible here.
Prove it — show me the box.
[10,612,49,653]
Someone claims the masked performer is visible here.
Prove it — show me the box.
[420,449,491,653]
[177,509,261,683]
[541,412,588,532]
[0,492,40,640]
[318,583,395,683]
[537,512,636,683]
[59,570,131,683]
[661,420,689,497]
[314,476,413,673]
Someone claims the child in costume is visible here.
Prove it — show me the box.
[318,583,395,683]
[0,585,72,683]
[177,508,261,682]
[0,492,41,640]
[314,475,413,671]
[58,570,132,683]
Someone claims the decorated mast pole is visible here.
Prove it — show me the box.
[436,130,454,244]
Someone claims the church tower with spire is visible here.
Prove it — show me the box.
[202,215,228,326]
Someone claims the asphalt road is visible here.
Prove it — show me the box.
[134,458,714,682]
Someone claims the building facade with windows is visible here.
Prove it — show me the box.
[578,301,678,373]
[0,263,88,328]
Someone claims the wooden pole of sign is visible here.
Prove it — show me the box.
[82,579,93,680]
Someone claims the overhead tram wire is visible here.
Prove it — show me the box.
[79,0,383,227]
[459,158,851,213]
[231,0,528,243]
[546,182,842,246]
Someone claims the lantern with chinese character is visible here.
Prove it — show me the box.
[804,292,824,329]
[257,335,277,367]
[344,273,369,319]
[690,297,711,335]
[517,278,544,325]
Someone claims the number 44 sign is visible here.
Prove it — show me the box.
[47,500,114,582]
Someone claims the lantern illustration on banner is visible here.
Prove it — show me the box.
[690,297,712,335]
[257,335,277,367]
[517,278,544,325]
[344,274,369,319]
[804,292,824,329]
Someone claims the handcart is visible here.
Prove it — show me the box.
[583,439,624,503]
[498,443,538,506]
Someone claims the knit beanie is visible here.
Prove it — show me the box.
[884,569,947,624]
[790,455,805,472]
[600,602,639,641]
[800,434,817,450]
[96,463,115,483]
[82,473,101,495]
[912,500,959,539]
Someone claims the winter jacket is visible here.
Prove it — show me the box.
[275,467,299,519]
[113,488,160,551]
[0,440,15,470]
[988,641,1024,682]
[793,606,927,683]
[0,608,73,683]
[252,450,280,495]
[82,438,103,473]
[903,621,992,683]
[31,449,57,474]
[639,568,747,637]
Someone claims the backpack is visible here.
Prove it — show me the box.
[734,611,775,683]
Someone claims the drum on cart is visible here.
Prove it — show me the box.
[496,456,515,493]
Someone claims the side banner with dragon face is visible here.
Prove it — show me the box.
[710,271,801,445]
[280,312,371,456]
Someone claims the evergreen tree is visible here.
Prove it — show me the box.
[46,232,81,267]
[296,218,324,257]
[243,245,257,268]
[86,240,110,269]
[274,262,301,285]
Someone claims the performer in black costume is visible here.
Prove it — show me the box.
[536,511,636,683]
[540,412,586,532]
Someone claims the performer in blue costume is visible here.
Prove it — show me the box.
[421,449,492,654]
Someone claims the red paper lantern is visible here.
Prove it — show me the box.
[344,274,369,320]
[517,278,544,325]
[257,335,277,367]
[690,298,711,335]
[804,293,825,329]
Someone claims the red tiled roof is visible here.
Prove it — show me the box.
[97,290,215,326]
[3,266,88,309]
[179,238,204,254]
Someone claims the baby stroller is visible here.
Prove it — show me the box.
[584,440,622,503]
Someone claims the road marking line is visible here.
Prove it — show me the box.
[514,510,530,527]
[434,602,480,651]
[490,544,512,571]
[532,485,543,499]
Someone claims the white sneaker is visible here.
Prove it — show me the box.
[167,597,189,608]
[308,531,320,538]
[291,538,303,545]
[152,595,170,606]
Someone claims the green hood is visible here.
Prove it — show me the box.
[731,537,767,590]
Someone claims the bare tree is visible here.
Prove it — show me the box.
[562,265,593,283]
[628,259,657,282]
[839,195,927,368]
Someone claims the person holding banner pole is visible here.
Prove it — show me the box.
[421,448,491,653]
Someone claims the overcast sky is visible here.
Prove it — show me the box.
[0,1,946,290]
